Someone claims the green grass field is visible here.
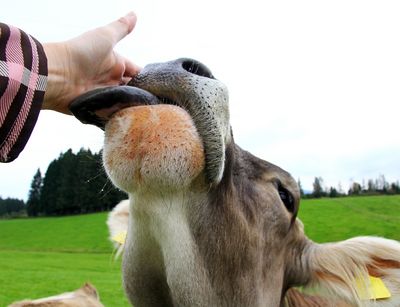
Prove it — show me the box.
[0,195,399,306]
[0,212,130,307]
[298,195,400,242]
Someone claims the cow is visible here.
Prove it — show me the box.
[71,58,400,306]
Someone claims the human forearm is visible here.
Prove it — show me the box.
[0,23,47,162]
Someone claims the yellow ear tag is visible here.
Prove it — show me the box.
[112,231,127,245]
[356,275,391,300]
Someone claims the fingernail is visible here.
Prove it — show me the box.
[124,11,137,22]
[125,12,136,17]
[126,12,137,31]
[118,12,137,32]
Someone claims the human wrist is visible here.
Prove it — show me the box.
[43,42,73,114]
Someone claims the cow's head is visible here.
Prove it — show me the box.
[72,58,400,306]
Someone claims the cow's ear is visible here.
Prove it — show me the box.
[80,283,100,299]
[107,199,130,258]
[290,236,400,306]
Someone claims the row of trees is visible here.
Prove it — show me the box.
[0,197,25,217]
[26,148,126,216]
[1,148,400,217]
[300,175,400,199]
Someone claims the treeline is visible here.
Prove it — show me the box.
[26,148,126,216]
[0,197,25,217]
[2,149,400,217]
[300,175,400,199]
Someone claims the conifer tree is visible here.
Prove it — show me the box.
[26,169,42,216]
[297,179,305,198]
[312,177,324,198]
[39,148,126,216]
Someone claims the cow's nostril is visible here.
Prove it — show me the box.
[182,60,215,79]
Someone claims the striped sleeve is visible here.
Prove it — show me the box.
[0,23,48,162]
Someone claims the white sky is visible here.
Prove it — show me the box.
[1,0,399,200]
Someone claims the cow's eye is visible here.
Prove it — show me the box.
[278,185,295,213]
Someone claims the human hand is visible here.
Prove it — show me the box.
[43,12,140,114]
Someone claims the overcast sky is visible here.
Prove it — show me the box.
[1,0,399,200]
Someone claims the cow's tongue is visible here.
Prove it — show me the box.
[69,86,160,130]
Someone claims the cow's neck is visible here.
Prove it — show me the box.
[123,190,216,306]
[122,160,285,306]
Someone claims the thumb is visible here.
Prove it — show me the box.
[105,12,137,46]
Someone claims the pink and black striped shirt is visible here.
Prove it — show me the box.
[0,23,48,162]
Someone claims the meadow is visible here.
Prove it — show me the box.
[1,195,399,306]
[0,213,131,306]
